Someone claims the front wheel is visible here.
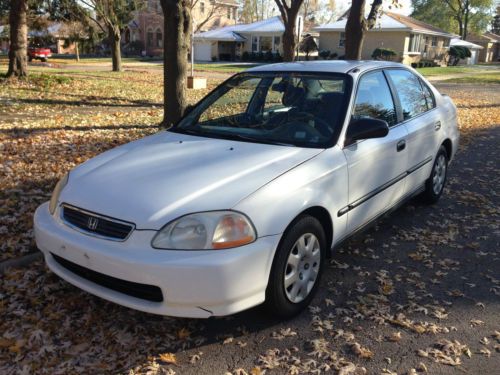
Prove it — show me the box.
[265,216,326,318]
[420,146,448,204]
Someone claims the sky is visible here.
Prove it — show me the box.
[335,0,413,15]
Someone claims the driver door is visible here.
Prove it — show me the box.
[342,70,408,232]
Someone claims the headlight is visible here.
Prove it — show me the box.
[152,211,256,250]
[49,172,69,215]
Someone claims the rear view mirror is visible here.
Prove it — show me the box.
[345,118,389,146]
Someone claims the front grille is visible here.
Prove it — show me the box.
[51,253,164,302]
[62,205,134,241]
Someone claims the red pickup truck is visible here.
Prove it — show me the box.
[28,47,52,62]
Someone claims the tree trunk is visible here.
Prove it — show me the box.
[109,26,122,72]
[463,8,470,40]
[274,1,303,62]
[345,0,366,60]
[75,41,80,62]
[7,0,28,78]
[282,24,297,62]
[160,0,191,127]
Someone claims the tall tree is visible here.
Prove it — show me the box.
[492,6,500,34]
[79,0,139,71]
[159,0,191,126]
[7,0,28,78]
[411,0,494,39]
[274,0,304,61]
[345,0,383,60]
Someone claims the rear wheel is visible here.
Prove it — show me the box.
[265,216,326,318]
[420,145,448,204]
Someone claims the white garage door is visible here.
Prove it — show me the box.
[470,50,478,65]
[194,42,212,61]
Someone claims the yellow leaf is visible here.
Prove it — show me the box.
[159,352,177,365]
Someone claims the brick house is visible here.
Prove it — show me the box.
[124,0,239,56]
[314,12,456,66]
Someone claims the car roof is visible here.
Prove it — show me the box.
[246,60,406,74]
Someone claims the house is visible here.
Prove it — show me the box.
[450,38,484,65]
[193,16,284,61]
[314,12,456,66]
[124,0,239,56]
[28,23,79,54]
[466,32,500,62]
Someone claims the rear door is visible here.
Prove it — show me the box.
[385,69,439,193]
[342,70,409,233]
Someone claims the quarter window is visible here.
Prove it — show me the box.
[353,71,397,127]
[386,69,428,120]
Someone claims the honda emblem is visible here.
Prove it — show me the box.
[87,217,99,231]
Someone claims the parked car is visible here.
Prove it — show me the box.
[34,61,459,318]
[28,46,52,62]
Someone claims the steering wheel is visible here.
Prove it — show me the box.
[286,111,332,138]
[270,119,325,140]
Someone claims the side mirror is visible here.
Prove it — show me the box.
[345,118,389,146]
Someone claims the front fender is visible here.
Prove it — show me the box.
[233,146,349,249]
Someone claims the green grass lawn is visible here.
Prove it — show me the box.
[441,72,500,84]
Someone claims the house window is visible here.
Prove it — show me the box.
[273,36,281,52]
[252,36,258,52]
[233,8,237,20]
[432,36,438,47]
[408,33,423,52]
[227,7,231,19]
[200,2,205,14]
[339,32,345,47]
[259,36,272,52]
[147,29,154,48]
[156,29,162,48]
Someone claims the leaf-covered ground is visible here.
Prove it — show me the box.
[0,69,499,374]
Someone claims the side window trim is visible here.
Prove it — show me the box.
[382,69,404,124]
[418,78,436,110]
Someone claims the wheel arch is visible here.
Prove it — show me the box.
[441,138,452,159]
[276,206,334,258]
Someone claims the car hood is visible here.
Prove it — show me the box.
[61,131,323,229]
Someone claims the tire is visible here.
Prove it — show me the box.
[420,145,448,204]
[265,215,326,318]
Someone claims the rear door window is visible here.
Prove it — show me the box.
[385,69,428,120]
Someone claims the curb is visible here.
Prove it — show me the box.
[0,252,43,275]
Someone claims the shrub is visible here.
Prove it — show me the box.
[273,52,282,62]
[448,45,471,66]
[372,48,397,61]
[211,55,218,62]
[242,51,250,61]
[264,50,274,62]
[319,50,331,59]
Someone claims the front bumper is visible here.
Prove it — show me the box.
[34,202,280,318]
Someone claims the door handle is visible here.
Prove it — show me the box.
[397,140,406,152]
[435,121,441,131]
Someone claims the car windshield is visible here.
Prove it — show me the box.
[171,72,351,148]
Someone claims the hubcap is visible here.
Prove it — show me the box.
[432,154,447,195]
[284,233,321,303]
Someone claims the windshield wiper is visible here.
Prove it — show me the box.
[227,133,295,147]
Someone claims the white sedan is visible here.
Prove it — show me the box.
[34,61,459,318]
